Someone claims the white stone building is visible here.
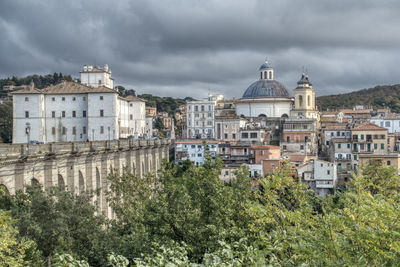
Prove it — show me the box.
[297,159,337,197]
[80,64,114,89]
[235,61,293,118]
[370,113,400,134]
[175,140,219,166]
[186,95,223,139]
[12,80,146,144]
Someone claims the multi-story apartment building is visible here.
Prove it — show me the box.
[370,113,400,134]
[186,94,223,139]
[297,159,337,197]
[351,123,388,170]
[174,140,218,166]
[281,118,318,159]
[145,107,157,117]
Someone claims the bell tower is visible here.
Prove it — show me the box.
[291,73,318,119]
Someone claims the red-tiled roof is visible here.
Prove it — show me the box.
[352,123,387,131]
[250,145,280,150]
[11,81,116,95]
[289,154,307,162]
[340,109,372,114]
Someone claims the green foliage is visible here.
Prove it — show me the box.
[0,101,13,143]
[138,94,194,115]
[0,210,40,266]
[3,158,400,265]
[0,73,73,93]
[6,185,115,266]
[316,84,400,112]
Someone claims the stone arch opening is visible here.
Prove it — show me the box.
[0,184,9,195]
[58,174,65,190]
[31,178,39,186]
[281,113,289,118]
[78,171,85,194]
[299,95,303,107]
[258,114,267,118]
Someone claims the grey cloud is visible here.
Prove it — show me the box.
[1,0,400,99]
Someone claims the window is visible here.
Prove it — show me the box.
[50,127,55,135]
[98,79,101,84]
[62,127,66,135]
[83,110,86,117]
[331,132,334,136]
[232,134,236,139]
[208,113,212,117]
[337,131,340,136]
[207,121,212,126]
[195,113,199,117]
[100,126,104,134]
[25,97,29,102]
[198,145,201,148]
[381,143,384,149]
[307,95,311,106]
[374,143,377,149]
[72,111,76,117]
[300,145,304,150]
[62,97,65,101]
[62,111,65,117]
[250,132,257,138]
[208,105,211,111]
[327,170,330,175]
[201,105,204,111]
[130,114,133,120]
[83,126,87,134]
[100,110,104,117]
[52,111,55,118]
[224,133,228,139]
[380,122,384,127]
[385,121,390,127]
[338,144,341,149]
[72,127,76,135]
[387,160,391,166]
[191,145,195,148]
[25,111,29,118]
[241,132,249,139]
[194,105,198,112]
[52,97,55,101]
[298,95,303,107]
[72,97,76,101]
[83,96,86,101]
[130,103,133,107]
[347,144,350,149]
[100,96,104,100]
[225,171,229,176]
[354,155,358,160]
[269,71,272,79]
[198,153,202,157]
[361,134,364,140]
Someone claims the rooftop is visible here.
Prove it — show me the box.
[12,81,117,95]
[352,123,388,131]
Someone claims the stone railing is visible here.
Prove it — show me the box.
[0,138,172,161]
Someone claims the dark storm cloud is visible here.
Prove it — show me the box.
[1,0,400,98]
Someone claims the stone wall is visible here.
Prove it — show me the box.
[0,139,172,217]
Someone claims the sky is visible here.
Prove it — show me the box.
[1,0,400,99]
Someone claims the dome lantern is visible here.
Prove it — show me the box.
[259,60,274,81]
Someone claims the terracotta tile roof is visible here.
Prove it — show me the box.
[352,123,387,131]
[11,81,117,95]
[250,145,280,150]
[119,95,146,102]
[289,154,307,162]
[340,109,372,114]
[176,140,219,144]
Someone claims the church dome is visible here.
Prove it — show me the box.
[242,79,290,98]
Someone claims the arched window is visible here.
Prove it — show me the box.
[260,72,262,79]
[268,71,272,80]
[78,171,85,194]
[0,184,9,195]
[58,174,65,190]
[307,95,311,107]
[299,95,303,107]
[264,71,267,79]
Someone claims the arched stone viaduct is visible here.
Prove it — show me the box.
[0,139,173,217]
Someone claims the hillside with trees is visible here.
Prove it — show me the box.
[1,158,400,266]
[316,84,400,112]
[138,94,195,115]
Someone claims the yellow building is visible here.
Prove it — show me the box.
[290,73,318,120]
[359,154,400,175]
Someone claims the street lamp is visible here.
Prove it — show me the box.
[25,122,31,154]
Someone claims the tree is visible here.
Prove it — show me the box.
[8,185,115,266]
[0,101,12,143]
[0,210,39,266]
